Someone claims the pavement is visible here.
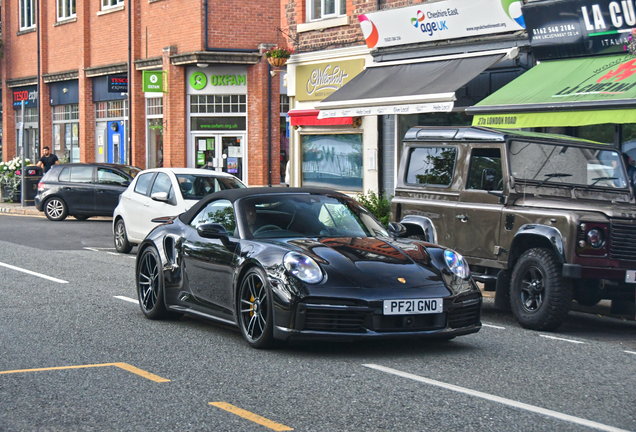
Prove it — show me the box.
[0,201,42,216]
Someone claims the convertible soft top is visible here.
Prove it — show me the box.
[179,187,348,224]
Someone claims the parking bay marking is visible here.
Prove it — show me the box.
[626,351,636,355]
[363,364,630,432]
[482,323,506,329]
[210,402,293,431]
[0,261,68,284]
[114,295,138,304]
[0,362,169,383]
[540,335,586,344]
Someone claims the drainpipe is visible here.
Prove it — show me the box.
[36,0,41,161]
[267,62,272,187]
[128,0,132,165]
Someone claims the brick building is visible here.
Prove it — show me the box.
[2,0,283,186]
[282,0,531,196]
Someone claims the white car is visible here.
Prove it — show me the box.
[113,168,246,253]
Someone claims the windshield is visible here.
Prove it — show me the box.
[509,140,628,189]
[176,174,245,200]
[240,194,388,239]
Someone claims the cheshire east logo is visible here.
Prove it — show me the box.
[411,10,425,28]
[502,0,525,28]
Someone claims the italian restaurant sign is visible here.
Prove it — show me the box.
[358,0,525,49]
[295,59,365,102]
[523,0,636,59]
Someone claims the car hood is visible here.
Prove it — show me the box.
[283,237,446,289]
[513,196,636,219]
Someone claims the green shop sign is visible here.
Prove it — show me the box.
[189,72,246,90]
[142,71,165,93]
[191,117,246,131]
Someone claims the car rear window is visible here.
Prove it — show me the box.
[405,147,457,187]
[134,173,154,195]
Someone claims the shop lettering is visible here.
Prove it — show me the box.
[420,20,448,36]
[477,116,517,126]
[581,2,636,32]
[306,65,349,96]
[110,78,128,84]
[426,8,459,19]
[210,75,246,86]
[13,90,38,104]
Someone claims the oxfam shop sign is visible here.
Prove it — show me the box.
[187,66,248,95]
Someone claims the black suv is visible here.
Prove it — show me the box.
[35,163,141,221]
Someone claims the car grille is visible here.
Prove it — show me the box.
[447,303,481,328]
[304,309,367,333]
[609,221,636,261]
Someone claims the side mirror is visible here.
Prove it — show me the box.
[387,222,408,238]
[481,168,497,190]
[196,223,229,240]
[151,191,169,202]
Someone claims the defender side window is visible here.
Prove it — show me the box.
[405,147,457,187]
[466,148,503,191]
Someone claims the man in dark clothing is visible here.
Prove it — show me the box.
[37,146,59,173]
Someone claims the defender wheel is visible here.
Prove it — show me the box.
[136,246,181,320]
[510,247,572,331]
[44,197,68,221]
[114,219,133,254]
[238,267,277,349]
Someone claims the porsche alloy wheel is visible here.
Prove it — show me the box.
[238,267,276,349]
[137,246,173,320]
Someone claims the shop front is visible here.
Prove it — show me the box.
[186,66,247,181]
[313,0,530,195]
[49,80,79,162]
[12,85,39,162]
[93,74,128,164]
[467,0,636,150]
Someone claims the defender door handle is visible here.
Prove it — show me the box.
[456,214,469,223]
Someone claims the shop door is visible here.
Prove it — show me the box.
[194,135,244,181]
[107,121,125,164]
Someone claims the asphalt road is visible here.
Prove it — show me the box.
[0,214,635,432]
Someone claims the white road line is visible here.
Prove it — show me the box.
[0,261,68,284]
[363,364,630,432]
[83,247,100,252]
[114,296,138,304]
[482,323,506,329]
[625,351,636,355]
[107,252,120,256]
[540,335,585,344]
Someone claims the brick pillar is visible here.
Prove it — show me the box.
[38,0,49,157]
[130,0,146,169]
[79,0,95,163]
[2,0,15,162]
[162,46,186,168]
[247,56,281,187]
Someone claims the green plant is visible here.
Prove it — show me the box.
[0,156,31,203]
[265,45,294,59]
[356,191,392,225]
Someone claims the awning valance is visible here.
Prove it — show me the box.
[468,54,636,128]
[288,109,353,126]
[315,49,517,119]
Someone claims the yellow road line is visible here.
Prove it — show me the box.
[0,362,169,383]
[210,402,293,431]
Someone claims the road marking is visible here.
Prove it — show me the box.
[540,335,585,344]
[209,402,293,431]
[114,295,138,304]
[625,351,636,355]
[107,252,120,256]
[83,247,100,252]
[363,364,629,432]
[482,323,506,329]
[0,362,169,382]
[83,247,116,251]
[0,261,68,284]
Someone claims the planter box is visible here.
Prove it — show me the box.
[1,183,21,203]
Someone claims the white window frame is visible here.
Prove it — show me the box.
[20,0,36,30]
[102,0,124,10]
[306,0,346,21]
[57,0,76,20]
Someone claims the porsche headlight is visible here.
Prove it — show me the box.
[443,250,470,279]
[283,252,323,284]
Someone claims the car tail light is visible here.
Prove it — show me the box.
[37,181,46,192]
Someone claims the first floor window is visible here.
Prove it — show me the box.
[20,0,36,30]
[308,0,346,20]
[57,0,76,20]
[301,134,362,191]
[102,0,123,9]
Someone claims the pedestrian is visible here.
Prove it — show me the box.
[37,146,59,173]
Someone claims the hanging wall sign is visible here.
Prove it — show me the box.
[142,71,165,93]
[186,66,248,95]
[108,75,128,93]
[296,59,365,102]
[13,86,38,109]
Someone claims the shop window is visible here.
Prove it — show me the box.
[57,0,76,20]
[301,134,362,191]
[405,147,457,187]
[15,108,39,124]
[96,100,127,120]
[20,0,36,30]
[280,95,290,184]
[102,0,123,9]
[53,105,79,162]
[147,98,164,169]
[308,0,346,20]
[190,95,246,114]
[280,94,290,114]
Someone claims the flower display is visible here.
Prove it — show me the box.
[624,29,636,56]
[265,45,294,59]
[0,156,31,181]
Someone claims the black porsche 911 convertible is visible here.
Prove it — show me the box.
[135,187,482,348]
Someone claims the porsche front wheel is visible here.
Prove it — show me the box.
[238,267,276,349]
[136,246,177,320]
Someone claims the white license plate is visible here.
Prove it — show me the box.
[383,298,443,315]
[625,270,636,283]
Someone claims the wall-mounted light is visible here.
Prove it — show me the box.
[197,63,209,68]
[110,122,119,132]
[62,88,68,93]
